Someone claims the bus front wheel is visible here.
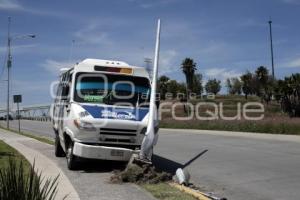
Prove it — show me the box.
[55,134,65,157]
[66,142,77,170]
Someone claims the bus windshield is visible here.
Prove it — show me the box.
[74,73,150,107]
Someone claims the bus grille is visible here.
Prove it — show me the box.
[99,128,137,144]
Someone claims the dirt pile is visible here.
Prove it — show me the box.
[110,162,172,184]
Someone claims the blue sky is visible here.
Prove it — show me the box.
[0,0,300,108]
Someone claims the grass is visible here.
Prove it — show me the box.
[0,140,30,170]
[142,183,197,200]
[111,163,199,200]
[161,120,300,135]
[0,125,54,145]
[161,95,300,135]
[20,132,54,145]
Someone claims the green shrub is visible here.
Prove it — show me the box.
[0,158,59,200]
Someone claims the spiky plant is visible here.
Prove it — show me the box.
[0,158,59,200]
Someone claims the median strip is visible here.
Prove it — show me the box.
[0,125,54,145]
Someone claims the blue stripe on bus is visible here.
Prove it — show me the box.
[81,105,149,121]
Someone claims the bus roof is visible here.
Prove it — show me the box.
[65,58,150,79]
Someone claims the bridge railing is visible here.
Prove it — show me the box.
[1,104,51,122]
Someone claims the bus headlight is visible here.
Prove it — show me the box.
[74,119,96,131]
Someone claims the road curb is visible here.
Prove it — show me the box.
[0,129,80,200]
[169,182,211,200]
[161,128,300,142]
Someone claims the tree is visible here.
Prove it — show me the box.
[158,75,170,100]
[226,78,242,95]
[166,80,180,96]
[191,73,203,95]
[205,79,221,95]
[255,66,274,103]
[275,73,300,117]
[255,66,269,86]
[181,58,197,96]
[165,80,187,98]
[255,66,269,97]
[240,71,253,99]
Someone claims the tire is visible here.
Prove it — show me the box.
[55,134,65,157]
[66,141,77,170]
[149,147,154,161]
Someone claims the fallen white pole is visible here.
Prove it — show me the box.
[139,19,161,161]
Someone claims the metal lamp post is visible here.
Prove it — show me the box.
[6,17,35,129]
[268,20,275,79]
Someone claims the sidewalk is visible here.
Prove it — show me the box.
[0,129,80,200]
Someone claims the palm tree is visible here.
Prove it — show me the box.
[181,58,197,98]
[255,66,269,88]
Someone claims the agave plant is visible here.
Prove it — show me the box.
[0,158,59,200]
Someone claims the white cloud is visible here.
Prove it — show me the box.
[12,79,49,93]
[285,58,300,68]
[0,44,37,54]
[0,0,72,18]
[0,0,22,10]
[282,0,300,4]
[199,41,228,55]
[204,67,242,83]
[159,50,178,75]
[128,0,178,8]
[41,59,75,75]
[74,23,113,46]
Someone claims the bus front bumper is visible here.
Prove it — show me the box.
[73,142,138,161]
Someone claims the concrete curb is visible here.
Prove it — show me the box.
[161,128,300,143]
[169,183,211,200]
[0,129,80,200]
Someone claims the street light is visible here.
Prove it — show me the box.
[268,20,275,79]
[6,17,36,129]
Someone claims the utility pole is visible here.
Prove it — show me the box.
[7,17,11,129]
[5,17,35,129]
[268,19,275,79]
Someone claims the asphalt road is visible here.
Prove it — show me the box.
[1,120,300,200]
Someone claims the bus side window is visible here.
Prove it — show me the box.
[61,72,72,101]
[61,84,70,100]
[55,83,62,102]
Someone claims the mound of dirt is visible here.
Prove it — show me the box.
[110,162,172,184]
